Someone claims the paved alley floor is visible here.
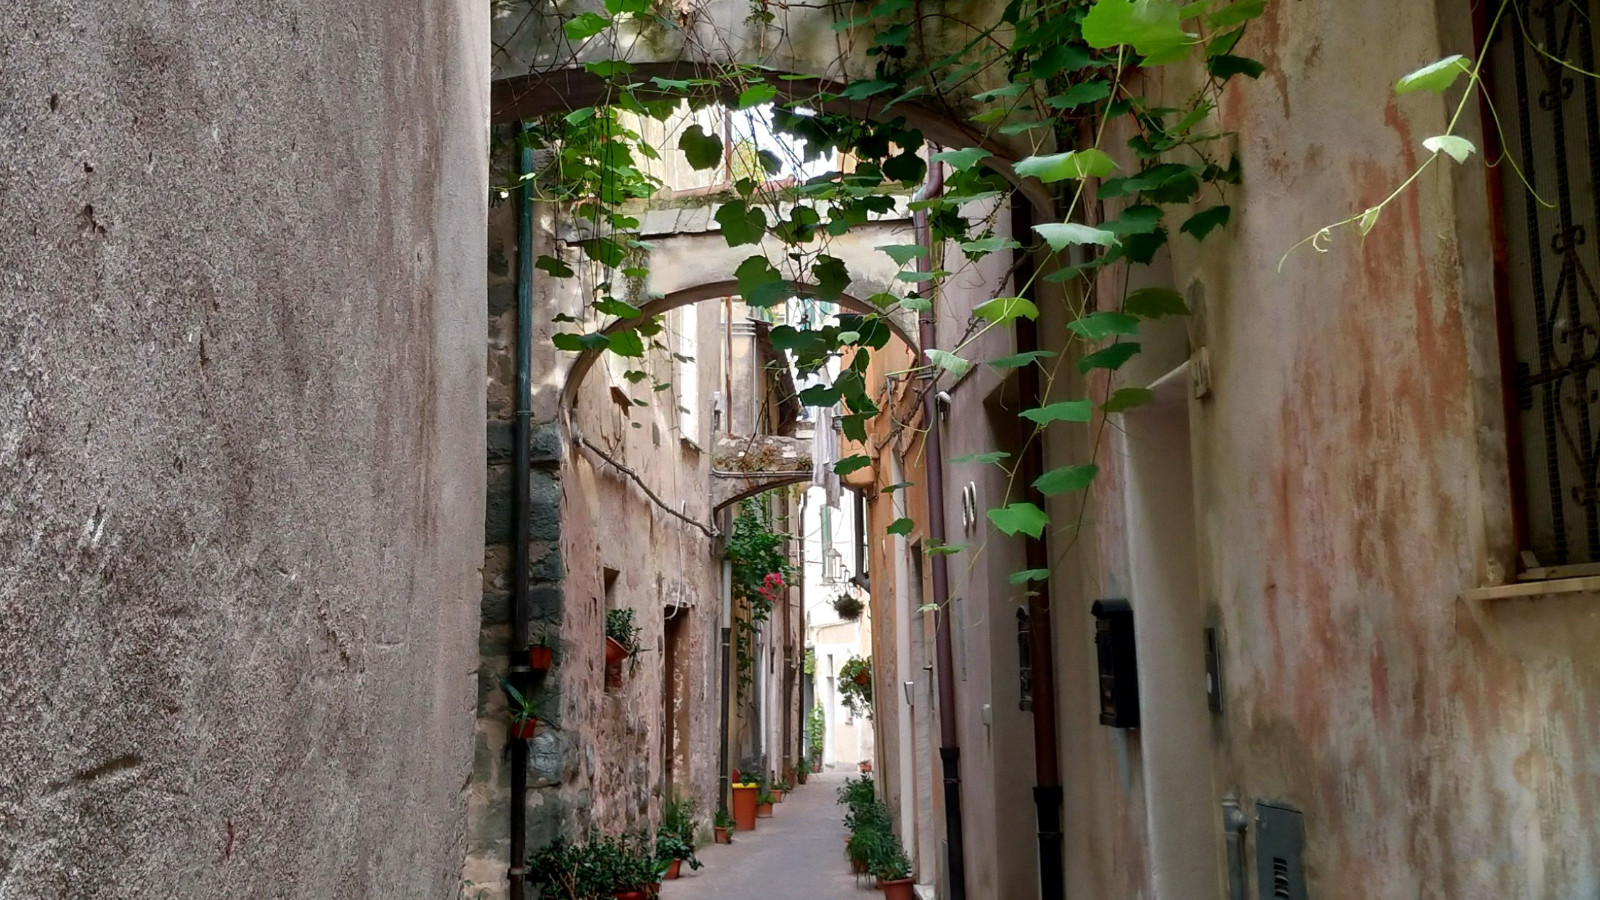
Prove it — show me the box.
[662,771,875,899]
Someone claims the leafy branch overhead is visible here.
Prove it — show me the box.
[523,0,1264,589]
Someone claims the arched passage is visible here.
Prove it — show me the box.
[561,279,917,407]
[490,62,1055,216]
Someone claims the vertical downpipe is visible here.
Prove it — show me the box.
[719,556,734,814]
[508,141,535,900]
[1011,199,1065,900]
[913,159,966,900]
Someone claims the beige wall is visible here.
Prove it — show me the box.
[0,1,488,897]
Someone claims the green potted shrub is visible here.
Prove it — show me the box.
[712,808,735,844]
[501,679,541,740]
[839,655,872,718]
[832,592,864,621]
[795,756,811,785]
[657,793,702,879]
[755,788,776,818]
[772,777,792,801]
[588,832,662,900]
[605,608,642,688]
[872,837,914,899]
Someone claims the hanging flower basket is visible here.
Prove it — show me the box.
[510,717,537,740]
[605,636,629,666]
[528,645,555,673]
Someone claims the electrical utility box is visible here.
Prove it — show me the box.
[1256,802,1308,900]
[1090,598,1139,728]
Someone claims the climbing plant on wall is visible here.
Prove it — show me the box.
[725,495,794,697]
[511,0,1268,586]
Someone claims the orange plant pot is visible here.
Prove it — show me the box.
[731,784,759,831]
[879,877,915,900]
[605,636,628,666]
[528,646,554,672]
[665,859,682,880]
[510,718,537,740]
[755,802,773,818]
[714,826,731,844]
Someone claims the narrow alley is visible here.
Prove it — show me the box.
[661,773,872,900]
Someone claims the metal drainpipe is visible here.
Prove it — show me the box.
[508,142,535,900]
[1011,199,1064,900]
[913,158,966,900]
[719,555,734,816]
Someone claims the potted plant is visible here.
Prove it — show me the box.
[795,757,810,785]
[713,808,735,844]
[839,655,873,718]
[730,770,760,831]
[657,793,701,879]
[605,608,642,688]
[872,834,914,899]
[772,777,792,801]
[755,789,775,818]
[588,832,661,900]
[832,592,865,621]
[527,632,557,674]
[501,679,540,740]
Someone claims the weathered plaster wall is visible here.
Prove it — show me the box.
[0,2,488,897]
[1050,1,1600,898]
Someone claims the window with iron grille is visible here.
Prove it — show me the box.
[1487,0,1600,573]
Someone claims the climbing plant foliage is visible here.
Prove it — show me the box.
[512,0,1268,587]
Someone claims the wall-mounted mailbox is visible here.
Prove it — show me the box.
[1091,598,1140,728]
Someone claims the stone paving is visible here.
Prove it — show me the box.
[661,771,876,899]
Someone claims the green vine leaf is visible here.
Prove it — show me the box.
[1015,149,1116,183]
[1081,0,1193,59]
[799,384,842,405]
[603,0,650,13]
[974,296,1039,324]
[950,451,1011,464]
[738,83,779,108]
[930,148,992,170]
[878,244,929,266]
[1357,205,1383,236]
[813,255,851,300]
[553,332,611,352]
[1068,311,1140,339]
[887,517,915,536]
[1020,400,1094,425]
[926,542,968,556]
[925,349,972,379]
[834,455,872,476]
[988,350,1057,370]
[583,60,634,77]
[988,502,1049,538]
[563,11,611,41]
[883,481,915,493]
[595,297,644,318]
[736,256,788,308]
[1124,287,1189,318]
[1034,463,1099,495]
[607,330,645,357]
[960,235,1023,258]
[1206,0,1263,28]
[536,255,574,278]
[1181,205,1232,240]
[1395,55,1470,95]
[1207,54,1265,80]
[1035,222,1119,250]
[1030,43,1094,78]
[679,125,724,171]
[1047,81,1112,110]
[1104,205,1164,235]
[715,201,768,247]
[1010,568,1051,585]
[1103,387,1155,412]
[1423,135,1477,163]
[1078,342,1141,373]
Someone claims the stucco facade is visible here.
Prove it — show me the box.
[0,2,489,897]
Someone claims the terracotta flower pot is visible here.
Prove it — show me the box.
[731,784,759,831]
[613,891,647,900]
[772,790,785,803]
[796,771,808,785]
[605,636,629,666]
[714,826,731,844]
[755,801,773,818]
[665,859,682,880]
[878,877,915,900]
[851,858,866,875]
[527,645,554,672]
[509,718,537,740]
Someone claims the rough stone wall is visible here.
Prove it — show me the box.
[0,2,488,898]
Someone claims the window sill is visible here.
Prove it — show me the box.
[1461,575,1600,603]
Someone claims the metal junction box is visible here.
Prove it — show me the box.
[1090,598,1139,728]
